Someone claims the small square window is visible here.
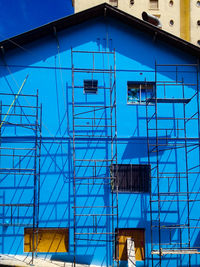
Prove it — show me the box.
[84,80,98,94]
[109,0,118,7]
[149,0,159,9]
[127,82,155,104]
[111,164,151,193]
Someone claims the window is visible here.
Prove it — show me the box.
[127,82,155,104]
[24,228,69,252]
[84,80,98,94]
[111,164,150,193]
[116,228,145,261]
[109,0,118,7]
[149,0,159,9]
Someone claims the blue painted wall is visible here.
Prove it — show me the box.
[0,16,200,267]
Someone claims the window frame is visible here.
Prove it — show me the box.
[111,164,151,193]
[127,82,155,105]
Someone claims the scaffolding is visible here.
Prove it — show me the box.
[0,89,42,263]
[71,49,118,267]
[146,62,200,266]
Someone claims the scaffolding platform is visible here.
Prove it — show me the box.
[149,98,191,103]
[151,249,200,255]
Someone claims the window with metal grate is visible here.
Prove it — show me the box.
[111,164,151,193]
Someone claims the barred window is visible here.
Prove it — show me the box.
[112,164,150,193]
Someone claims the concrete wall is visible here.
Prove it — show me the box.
[190,0,200,45]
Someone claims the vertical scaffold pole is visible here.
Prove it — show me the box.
[71,48,76,267]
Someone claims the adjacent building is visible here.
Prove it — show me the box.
[71,0,200,46]
[0,3,200,267]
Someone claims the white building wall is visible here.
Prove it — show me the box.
[118,0,180,37]
[71,0,200,46]
[73,0,110,13]
[190,0,200,46]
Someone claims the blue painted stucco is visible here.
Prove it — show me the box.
[0,15,200,267]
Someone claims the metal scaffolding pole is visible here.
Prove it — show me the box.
[71,49,118,267]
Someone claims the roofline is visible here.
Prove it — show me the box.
[0,3,200,58]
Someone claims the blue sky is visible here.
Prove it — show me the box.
[0,0,73,40]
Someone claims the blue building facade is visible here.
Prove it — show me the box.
[0,4,200,267]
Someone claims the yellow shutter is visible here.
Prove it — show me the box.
[117,229,145,261]
[24,228,69,253]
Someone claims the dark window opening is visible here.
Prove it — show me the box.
[84,80,98,94]
[127,82,155,104]
[111,164,150,193]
